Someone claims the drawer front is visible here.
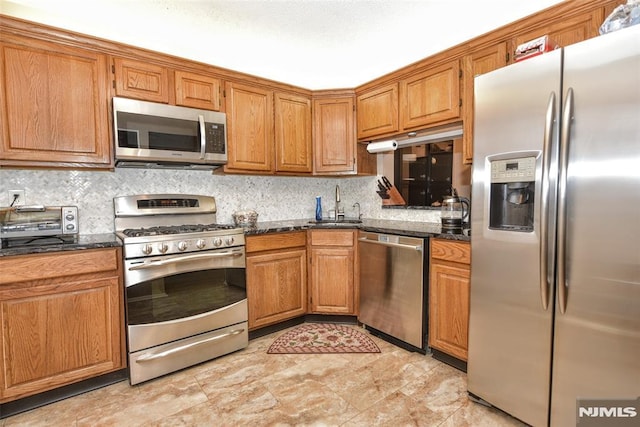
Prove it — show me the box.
[0,248,120,285]
[246,231,306,253]
[309,230,354,247]
[431,239,470,264]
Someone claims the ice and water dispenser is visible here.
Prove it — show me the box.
[489,157,536,232]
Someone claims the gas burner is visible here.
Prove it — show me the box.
[121,223,238,238]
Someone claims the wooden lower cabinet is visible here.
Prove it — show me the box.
[0,248,125,403]
[308,230,357,314]
[246,232,307,329]
[428,239,470,361]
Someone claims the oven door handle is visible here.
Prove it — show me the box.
[135,328,245,363]
[128,250,244,271]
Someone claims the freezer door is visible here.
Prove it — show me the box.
[551,26,640,427]
[467,49,562,427]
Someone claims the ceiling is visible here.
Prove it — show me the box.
[2,0,564,89]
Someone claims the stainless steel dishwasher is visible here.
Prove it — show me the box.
[358,231,427,352]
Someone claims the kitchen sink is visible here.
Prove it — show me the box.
[308,219,362,226]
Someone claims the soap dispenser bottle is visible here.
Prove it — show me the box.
[315,196,322,221]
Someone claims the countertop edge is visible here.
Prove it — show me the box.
[0,219,470,257]
[0,233,122,257]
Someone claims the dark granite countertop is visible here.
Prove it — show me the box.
[0,233,122,257]
[0,219,469,258]
[243,218,471,242]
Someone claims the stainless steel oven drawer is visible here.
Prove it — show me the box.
[129,321,248,385]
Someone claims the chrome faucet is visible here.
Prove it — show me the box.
[335,185,344,220]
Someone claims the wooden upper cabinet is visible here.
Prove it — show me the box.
[0,36,112,167]
[512,9,604,54]
[175,70,221,111]
[113,57,169,103]
[356,83,399,140]
[400,60,461,131]
[461,43,508,164]
[274,92,312,173]
[224,81,274,173]
[313,96,356,174]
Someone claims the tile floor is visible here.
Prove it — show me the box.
[2,324,526,426]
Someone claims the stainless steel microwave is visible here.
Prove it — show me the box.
[113,97,227,169]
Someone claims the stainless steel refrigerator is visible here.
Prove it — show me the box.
[467,26,640,427]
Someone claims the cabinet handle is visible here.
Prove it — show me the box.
[358,237,422,252]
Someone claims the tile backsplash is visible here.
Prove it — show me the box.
[1,169,441,234]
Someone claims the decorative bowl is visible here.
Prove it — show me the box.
[232,210,258,228]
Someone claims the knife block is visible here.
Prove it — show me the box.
[382,186,406,206]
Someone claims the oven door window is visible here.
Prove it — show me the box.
[126,268,246,325]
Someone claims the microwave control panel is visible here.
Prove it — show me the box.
[490,157,536,183]
[204,123,226,154]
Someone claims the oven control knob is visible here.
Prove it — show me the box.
[196,239,206,249]
[177,241,188,251]
[213,238,223,247]
[225,237,235,246]
[142,244,153,255]
[158,242,168,253]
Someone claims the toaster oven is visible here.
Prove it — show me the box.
[0,205,78,247]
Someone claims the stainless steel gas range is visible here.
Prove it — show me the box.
[114,194,248,385]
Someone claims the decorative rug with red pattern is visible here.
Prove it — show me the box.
[267,323,381,354]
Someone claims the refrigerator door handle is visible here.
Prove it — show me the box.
[557,87,574,314]
[540,92,556,311]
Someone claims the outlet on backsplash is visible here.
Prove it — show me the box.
[7,190,25,206]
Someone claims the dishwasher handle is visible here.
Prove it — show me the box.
[358,237,422,252]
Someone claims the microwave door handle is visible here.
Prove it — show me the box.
[198,115,206,159]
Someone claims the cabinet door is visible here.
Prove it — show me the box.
[308,229,356,314]
[113,57,169,103]
[0,37,111,167]
[461,43,508,164]
[309,246,355,314]
[313,97,356,174]
[224,82,274,173]
[275,92,312,173]
[399,60,460,130]
[0,276,122,402]
[246,248,307,329]
[429,261,470,361]
[175,70,221,111]
[356,83,399,140]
